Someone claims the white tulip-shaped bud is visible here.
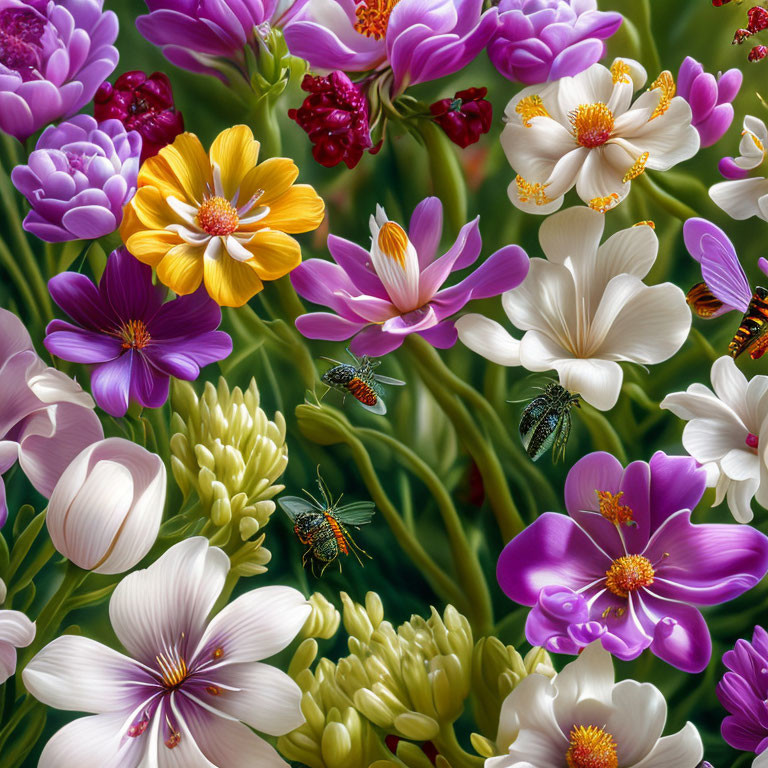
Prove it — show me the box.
[46,438,166,574]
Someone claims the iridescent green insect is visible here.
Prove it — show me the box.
[278,470,375,576]
[519,383,581,462]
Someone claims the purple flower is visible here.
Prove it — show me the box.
[497,450,768,673]
[284,0,497,96]
[44,248,233,417]
[487,0,622,85]
[0,0,118,141]
[291,197,529,356]
[718,626,768,758]
[11,115,141,243]
[677,56,742,148]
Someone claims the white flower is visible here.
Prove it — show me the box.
[486,642,703,768]
[709,115,768,221]
[501,58,699,214]
[23,537,310,768]
[661,356,768,523]
[0,597,35,684]
[456,207,691,411]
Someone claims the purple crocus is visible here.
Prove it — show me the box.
[677,56,742,148]
[291,197,530,356]
[487,0,622,85]
[11,115,141,243]
[44,248,233,417]
[0,0,118,141]
[497,450,768,673]
[284,0,498,96]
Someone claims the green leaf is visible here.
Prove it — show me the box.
[8,510,46,581]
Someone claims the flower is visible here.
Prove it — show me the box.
[288,71,377,169]
[46,438,166,574]
[661,356,768,524]
[717,625,768,759]
[283,0,498,96]
[497,450,768,673]
[677,56,742,148]
[0,604,35,684]
[710,115,768,220]
[94,71,185,163]
[430,87,493,149]
[23,537,310,768]
[120,125,325,307]
[500,58,700,214]
[44,248,233,418]
[292,197,529,356]
[456,207,691,411]
[10,115,141,243]
[486,642,703,768]
[487,0,622,85]
[0,0,118,141]
[0,307,103,527]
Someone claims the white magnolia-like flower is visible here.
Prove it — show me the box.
[456,207,691,411]
[24,537,310,768]
[501,58,699,214]
[486,642,703,768]
[710,115,768,221]
[0,579,35,684]
[661,356,768,523]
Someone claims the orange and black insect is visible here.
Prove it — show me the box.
[321,350,405,414]
[278,469,375,577]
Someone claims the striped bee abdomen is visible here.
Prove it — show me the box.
[729,287,768,359]
[346,376,379,406]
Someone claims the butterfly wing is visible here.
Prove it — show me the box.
[334,501,376,526]
[698,232,752,314]
[278,496,317,521]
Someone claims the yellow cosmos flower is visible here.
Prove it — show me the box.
[120,125,325,307]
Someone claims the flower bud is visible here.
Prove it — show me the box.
[302,593,342,640]
[430,88,493,148]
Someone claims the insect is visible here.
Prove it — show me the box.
[519,382,581,462]
[685,219,768,359]
[321,349,405,415]
[278,470,375,577]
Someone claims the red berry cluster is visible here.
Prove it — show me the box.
[724,3,768,61]
[429,87,493,148]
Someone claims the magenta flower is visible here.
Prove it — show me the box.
[11,115,141,242]
[291,197,529,356]
[284,0,497,96]
[430,87,492,149]
[44,249,233,418]
[498,451,768,673]
[677,56,742,148]
[487,0,622,85]
[0,0,118,141]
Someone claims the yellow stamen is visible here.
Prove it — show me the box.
[354,0,399,39]
[566,725,618,768]
[622,151,650,183]
[633,220,655,228]
[515,95,550,127]
[648,71,676,120]
[588,194,620,213]
[156,652,188,688]
[571,103,615,148]
[744,129,765,153]
[605,554,655,598]
[596,490,634,526]
[378,221,409,268]
[610,59,632,85]
[119,319,151,350]
[515,175,552,206]
[197,196,240,237]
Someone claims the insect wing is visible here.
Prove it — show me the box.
[334,501,376,526]
[519,394,549,448]
[686,281,725,319]
[699,234,752,314]
[278,496,318,521]
[373,374,406,386]
[525,409,560,461]
[360,397,387,415]
[551,409,573,463]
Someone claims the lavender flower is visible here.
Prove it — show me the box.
[291,197,529,356]
[497,450,768,673]
[11,115,141,242]
[44,248,233,417]
[0,0,118,141]
[488,0,622,85]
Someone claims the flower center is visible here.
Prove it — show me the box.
[747,432,760,450]
[516,94,550,127]
[0,8,44,77]
[566,725,618,768]
[156,650,189,690]
[377,221,409,268]
[197,196,240,236]
[605,554,655,598]
[596,490,634,526]
[571,103,615,148]
[120,319,151,351]
[354,0,399,40]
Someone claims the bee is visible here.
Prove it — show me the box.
[278,470,375,577]
[519,382,580,462]
[684,218,768,359]
[321,350,405,415]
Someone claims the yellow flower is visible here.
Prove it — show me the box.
[120,125,325,307]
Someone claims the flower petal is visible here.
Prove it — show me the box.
[455,314,520,366]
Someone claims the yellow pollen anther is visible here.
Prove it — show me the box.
[515,175,552,206]
[571,103,615,148]
[623,151,649,183]
[120,319,151,351]
[197,195,240,237]
[377,221,409,267]
[354,0,399,39]
[610,59,632,85]
[605,554,655,598]
[156,652,188,689]
[596,490,634,526]
[206,685,222,696]
[745,129,765,154]
[588,194,620,213]
[633,220,655,229]
[515,95,550,127]
[212,647,223,660]
[566,725,618,768]
[648,71,676,120]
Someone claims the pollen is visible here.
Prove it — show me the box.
[596,490,634,526]
[648,71,676,120]
[622,151,649,183]
[633,220,655,228]
[571,103,615,148]
[515,95,550,127]
[120,319,151,351]
[588,194,620,213]
[566,725,618,768]
[745,129,765,154]
[605,554,655,598]
[354,0,399,39]
[197,195,240,236]
[610,59,632,84]
[515,175,552,206]
[377,221,409,267]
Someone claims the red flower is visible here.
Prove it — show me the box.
[95,71,184,163]
[748,5,768,32]
[429,87,493,149]
[750,44,768,60]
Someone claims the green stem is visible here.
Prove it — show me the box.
[0,696,38,753]
[5,540,55,608]
[635,173,698,221]
[579,402,628,463]
[249,96,282,159]
[434,724,484,768]
[636,0,662,74]
[0,235,42,326]
[212,570,241,616]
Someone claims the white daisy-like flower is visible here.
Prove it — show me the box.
[456,207,691,411]
[486,642,703,768]
[500,57,700,214]
[661,355,768,523]
[709,115,768,221]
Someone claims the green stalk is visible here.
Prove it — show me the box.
[635,173,698,221]
[579,402,628,463]
[434,724,484,768]
[0,236,42,327]
[249,96,282,159]
[636,0,662,74]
